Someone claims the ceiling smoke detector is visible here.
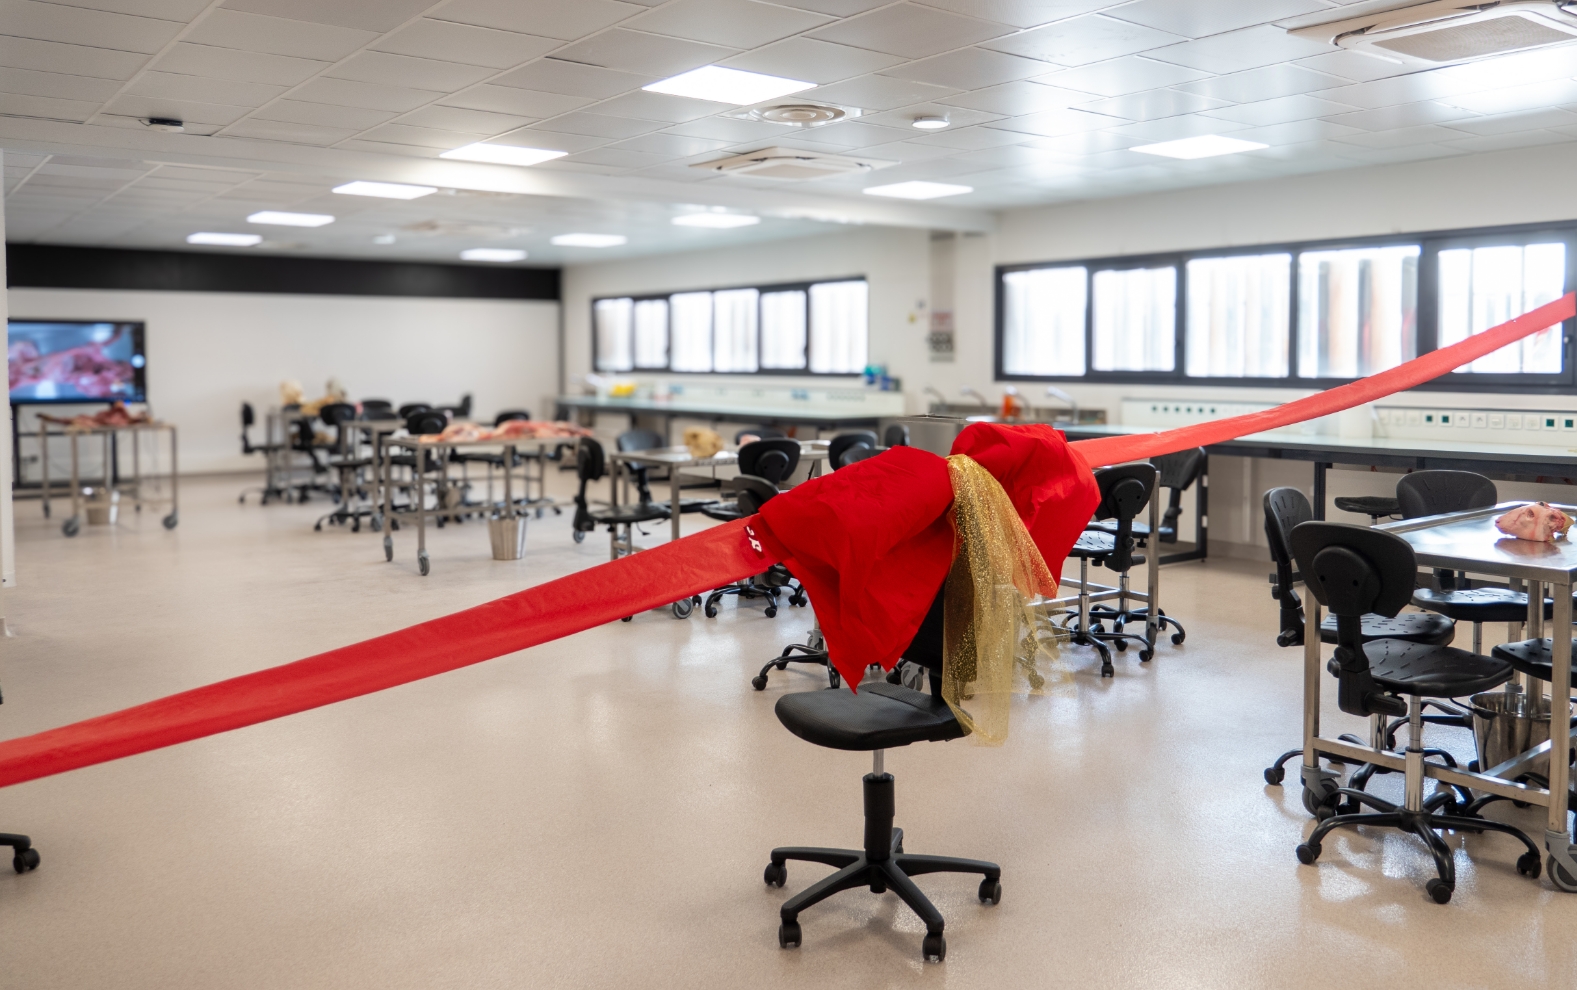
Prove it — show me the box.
[692,146,892,181]
[1288,0,1577,66]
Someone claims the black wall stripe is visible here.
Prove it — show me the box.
[5,244,559,301]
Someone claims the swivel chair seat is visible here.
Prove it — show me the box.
[764,584,1000,963]
[1289,522,1542,904]
[1334,495,1401,524]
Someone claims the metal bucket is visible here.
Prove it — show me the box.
[85,488,119,526]
[1469,691,1554,775]
[488,515,527,560]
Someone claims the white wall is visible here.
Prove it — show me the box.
[7,288,560,474]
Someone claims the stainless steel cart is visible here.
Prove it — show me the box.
[41,421,178,537]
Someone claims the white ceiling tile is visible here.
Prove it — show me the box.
[905,123,1029,149]
[396,104,536,133]
[1035,55,1210,97]
[1223,118,1365,145]
[775,0,887,14]
[939,80,1090,115]
[720,37,904,84]
[626,163,721,182]
[859,102,1005,127]
[361,123,493,149]
[590,90,733,124]
[492,129,611,153]
[563,147,672,169]
[1146,25,1334,75]
[801,74,961,111]
[881,48,1053,90]
[219,0,434,33]
[1318,73,1484,111]
[1443,107,1577,137]
[1099,112,1250,140]
[491,59,649,99]
[439,85,594,117]
[835,138,958,161]
[1326,143,1464,165]
[1075,87,1229,122]
[0,66,121,101]
[252,99,397,129]
[328,52,496,92]
[1320,101,1477,132]
[56,0,211,18]
[1106,0,1329,39]
[290,77,446,112]
[610,131,731,156]
[1291,50,1409,84]
[36,162,146,179]
[660,116,788,141]
[985,106,1124,137]
[429,0,644,42]
[153,165,262,181]
[1172,64,1347,103]
[530,157,624,175]
[1438,79,1577,115]
[371,20,559,70]
[530,111,665,138]
[984,14,1184,68]
[128,72,288,108]
[551,28,736,77]
[1200,94,1356,127]
[183,9,378,60]
[808,3,1016,60]
[27,173,127,190]
[1441,130,1574,154]
[913,0,1117,30]
[0,0,185,54]
[629,0,831,49]
[0,35,149,79]
[783,119,914,148]
[335,139,444,158]
[1329,123,1476,149]
[152,43,329,87]
[105,93,255,125]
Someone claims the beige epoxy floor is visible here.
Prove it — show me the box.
[1,472,1575,989]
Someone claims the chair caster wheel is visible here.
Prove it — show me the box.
[62,517,80,537]
[1115,639,1127,652]
[572,530,585,543]
[1315,804,1339,822]
[828,670,841,689]
[417,552,430,576]
[672,599,693,619]
[1548,855,1577,891]
[978,878,1001,904]
[751,675,769,691]
[764,862,786,887]
[383,537,393,562]
[12,848,39,873]
[1138,649,1154,662]
[162,512,178,529]
[314,522,322,531]
[1426,878,1453,904]
[704,604,718,618]
[1171,631,1186,645]
[1264,766,1285,786]
[778,921,801,949]
[621,616,632,622]
[764,607,777,618]
[922,933,946,963]
[1517,852,1542,879]
[1295,843,1320,865]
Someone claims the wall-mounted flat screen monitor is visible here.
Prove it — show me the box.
[7,320,147,404]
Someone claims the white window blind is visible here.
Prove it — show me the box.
[712,288,759,373]
[1438,242,1565,374]
[1297,246,1419,379]
[1185,254,1290,378]
[761,290,807,370]
[632,298,668,369]
[1092,267,1175,372]
[669,291,713,373]
[1001,266,1086,376]
[809,280,868,374]
[593,297,633,372]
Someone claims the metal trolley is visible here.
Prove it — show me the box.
[40,421,179,537]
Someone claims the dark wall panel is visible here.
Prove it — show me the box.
[6,244,559,301]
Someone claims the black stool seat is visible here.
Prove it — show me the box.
[775,682,966,751]
[1335,495,1401,518]
[655,497,721,515]
[1068,531,1115,557]
[1490,637,1577,683]
[1335,639,1514,697]
[591,503,670,525]
[1320,612,1454,646]
[1413,587,1543,624]
[1086,518,1174,541]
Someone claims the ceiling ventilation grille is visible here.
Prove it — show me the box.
[692,147,893,181]
[1288,1,1577,66]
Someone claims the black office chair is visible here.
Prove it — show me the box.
[764,582,1001,963]
[735,427,786,443]
[702,439,805,619]
[1289,522,1542,904]
[827,431,878,469]
[313,402,376,532]
[360,399,395,419]
[398,403,433,420]
[1087,447,1204,545]
[237,401,288,505]
[438,393,472,419]
[571,438,670,562]
[1260,486,1458,787]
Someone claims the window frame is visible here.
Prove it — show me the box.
[994,219,1577,393]
[591,276,868,377]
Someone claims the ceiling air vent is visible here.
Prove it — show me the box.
[1288,1,1577,67]
[692,147,892,181]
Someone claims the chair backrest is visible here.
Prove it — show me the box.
[494,409,531,426]
[406,410,448,435]
[453,393,472,418]
[883,423,910,447]
[1289,521,1415,717]
[735,427,785,443]
[617,428,665,452]
[318,402,357,426]
[899,581,949,698]
[1263,487,1313,644]
[398,403,432,420]
[1149,447,1205,543]
[841,445,881,465]
[241,402,256,429]
[828,431,878,469]
[739,438,800,485]
[576,438,606,483]
[360,399,394,418]
[1091,463,1155,572]
[1396,470,1496,519]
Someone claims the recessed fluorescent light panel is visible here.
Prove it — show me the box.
[1130,135,1268,159]
[187,232,261,246]
[672,213,761,229]
[643,65,814,106]
[551,233,627,248]
[439,143,567,166]
[247,210,334,227]
[332,180,437,199]
[863,181,973,200]
[911,115,949,129]
[461,248,527,262]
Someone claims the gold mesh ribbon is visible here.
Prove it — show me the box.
[941,455,1069,745]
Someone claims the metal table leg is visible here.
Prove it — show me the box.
[164,426,179,529]
[1547,577,1577,886]
[670,461,682,543]
[416,450,429,576]
[1301,592,1337,799]
[64,431,82,537]
[39,421,50,519]
[1147,484,1160,643]
[1312,461,1329,520]
[382,441,394,563]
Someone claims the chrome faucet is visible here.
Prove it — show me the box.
[1044,386,1079,425]
[922,385,948,412]
[960,386,990,409]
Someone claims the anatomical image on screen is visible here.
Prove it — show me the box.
[8,321,147,403]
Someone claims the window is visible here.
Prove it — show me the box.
[1001,266,1085,376]
[1439,242,1565,374]
[1297,245,1418,379]
[1092,266,1175,372]
[591,278,866,375]
[1185,254,1290,378]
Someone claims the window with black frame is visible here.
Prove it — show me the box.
[592,278,868,376]
[995,221,1574,392]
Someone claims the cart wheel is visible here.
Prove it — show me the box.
[371,514,383,533]
[573,530,586,544]
[42,504,50,519]
[62,517,80,538]
[418,551,430,576]
[383,536,393,562]
[162,512,177,530]
[672,599,693,619]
